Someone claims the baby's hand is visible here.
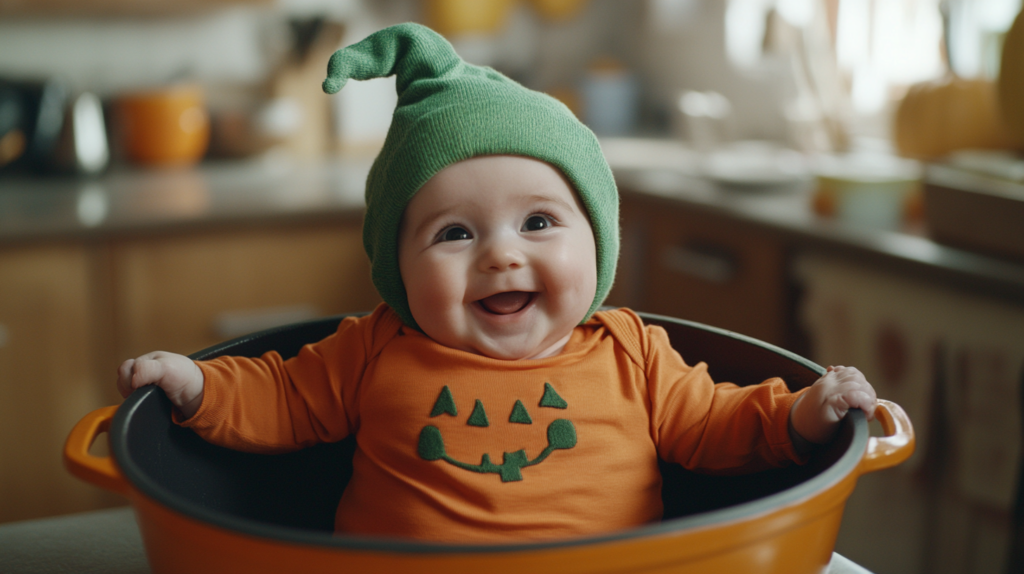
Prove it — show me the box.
[790,365,877,445]
[117,352,205,419]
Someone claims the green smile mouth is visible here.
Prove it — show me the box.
[417,419,577,482]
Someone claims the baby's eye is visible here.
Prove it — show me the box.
[440,226,471,242]
[522,214,552,232]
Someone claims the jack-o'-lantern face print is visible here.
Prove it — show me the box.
[417,383,576,482]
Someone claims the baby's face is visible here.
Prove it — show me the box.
[398,155,597,360]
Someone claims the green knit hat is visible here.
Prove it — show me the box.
[323,22,618,330]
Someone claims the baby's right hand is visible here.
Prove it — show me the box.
[117,352,205,419]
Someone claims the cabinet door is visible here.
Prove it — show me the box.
[641,206,787,347]
[605,191,647,309]
[0,245,114,523]
[111,223,380,360]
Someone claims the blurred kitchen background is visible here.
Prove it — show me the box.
[1,0,1023,572]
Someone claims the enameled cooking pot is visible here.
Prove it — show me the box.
[65,312,913,574]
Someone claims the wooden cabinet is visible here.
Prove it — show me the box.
[0,218,380,525]
[110,223,380,363]
[618,193,789,348]
[0,244,118,523]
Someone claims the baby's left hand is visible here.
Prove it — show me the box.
[790,365,877,445]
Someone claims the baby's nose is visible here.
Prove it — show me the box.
[478,236,526,271]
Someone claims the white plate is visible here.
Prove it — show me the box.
[703,141,810,187]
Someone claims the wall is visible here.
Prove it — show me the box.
[0,0,800,142]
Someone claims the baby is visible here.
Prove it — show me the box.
[116,23,876,543]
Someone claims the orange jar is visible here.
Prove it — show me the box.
[115,84,209,167]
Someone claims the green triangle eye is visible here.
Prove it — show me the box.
[509,400,532,424]
[430,386,458,417]
[539,382,568,409]
[467,399,489,427]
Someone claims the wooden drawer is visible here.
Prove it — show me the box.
[111,223,380,361]
[641,207,787,347]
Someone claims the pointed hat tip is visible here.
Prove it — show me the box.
[322,76,346,95]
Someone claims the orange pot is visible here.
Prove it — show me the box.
[115,84,209,167]
[65,313,913,574]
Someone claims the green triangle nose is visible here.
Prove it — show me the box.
[467,400,490,427]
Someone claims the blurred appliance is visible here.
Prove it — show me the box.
[267,17,344,159]
[675,90,732,151]
[581,57,638,137]
[0,78,65,172]
[67,92,110,174]
[0,77,109,175]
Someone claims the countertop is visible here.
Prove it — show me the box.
[603,138,1024,307]
[1,139,1021,304]
[0,155,372,243]
[0,507,874,574]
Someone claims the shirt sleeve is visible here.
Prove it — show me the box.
[177,304,401,454]
[644,324,809,474]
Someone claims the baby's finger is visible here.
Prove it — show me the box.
[835,366,867,382]
[832,375,872,392]
[845,390,877,421]
[834,376,876,401]
[129,357,165,390]
[116,359,136,398]
[819,391,853,423]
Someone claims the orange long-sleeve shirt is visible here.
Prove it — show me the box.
[181,304,806,542]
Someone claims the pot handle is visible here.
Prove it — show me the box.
[857,399,915,475]
[63,405,130,495]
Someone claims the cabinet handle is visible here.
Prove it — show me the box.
[660,244,738,284]
[0,323,8,349]
[213,305,319,339]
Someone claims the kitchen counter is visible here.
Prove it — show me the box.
[0,507,873,574]
[603,139,1024,307]
[1,140,1020,305]
[0,155,372,244]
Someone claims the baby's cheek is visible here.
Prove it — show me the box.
[410,284,451,322]
[559,265,597,322]
[404,268,447,320]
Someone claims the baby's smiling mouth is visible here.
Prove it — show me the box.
[477,291,535,315]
